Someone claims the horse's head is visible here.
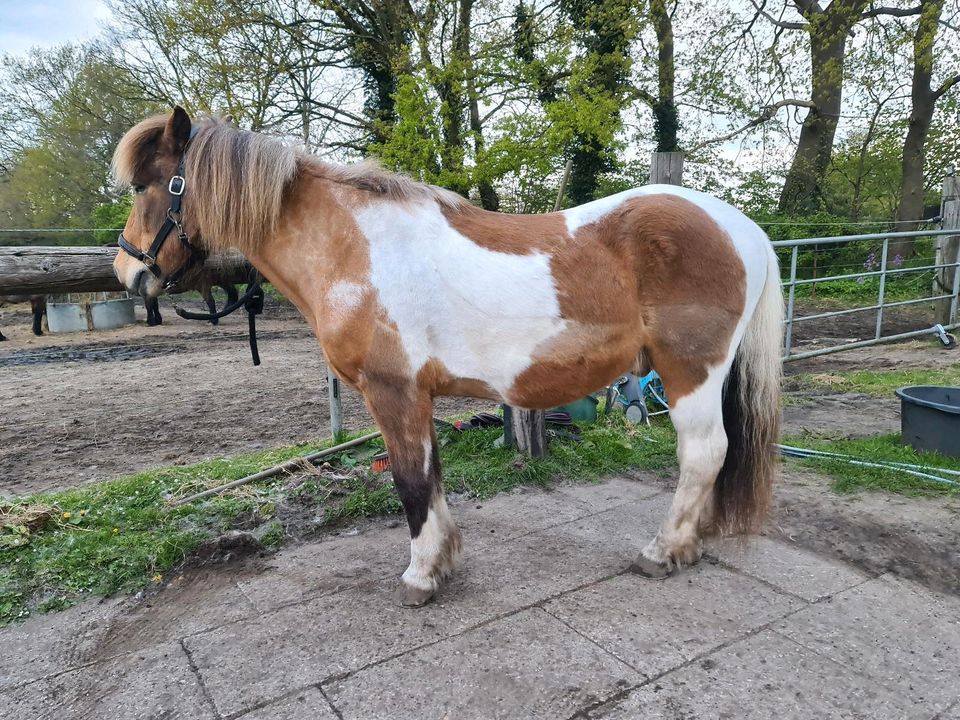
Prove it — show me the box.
[112,106,204,298]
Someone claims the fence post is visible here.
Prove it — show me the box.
[936,175,960,325]
[650,152,684,185]
[327,367,343,440]
[510,407,548,458]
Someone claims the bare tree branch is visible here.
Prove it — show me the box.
[686,98,816,153]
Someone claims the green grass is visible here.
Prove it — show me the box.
[0,413,677,626]
[786,366,960,397]
[782,432,960,496]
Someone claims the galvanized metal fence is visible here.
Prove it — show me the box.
[773,228,960,361]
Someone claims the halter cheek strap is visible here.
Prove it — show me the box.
[117,134,205,288]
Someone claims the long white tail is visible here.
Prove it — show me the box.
[713,246,783,534]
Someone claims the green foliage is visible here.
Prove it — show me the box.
[91,195,132,244]
[368,74,470,193]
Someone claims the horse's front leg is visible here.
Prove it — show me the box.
[363,381,462,607]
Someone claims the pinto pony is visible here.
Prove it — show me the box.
[112,108,782,606]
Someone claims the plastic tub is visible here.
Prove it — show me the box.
[895,386,960,458]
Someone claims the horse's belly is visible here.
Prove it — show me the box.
[502,323,640,409]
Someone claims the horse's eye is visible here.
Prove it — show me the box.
[132,184,146,195]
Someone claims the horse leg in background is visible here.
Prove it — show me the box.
[146,297,162,326]
[30,296,46,336]
[203,288,219,326]
[363,381,462,607]
[223,284,239,306]
[631,364,728,578]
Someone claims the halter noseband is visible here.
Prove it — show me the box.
[117,136,205,289]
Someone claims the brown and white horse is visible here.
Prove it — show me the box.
[112,108,782,606]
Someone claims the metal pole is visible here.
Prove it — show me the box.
[783,245,798,357]
[875,237,889,340]
[950,239,960,324]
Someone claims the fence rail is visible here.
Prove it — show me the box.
[774,228,960,361]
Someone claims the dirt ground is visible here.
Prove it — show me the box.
[0,298,492,497]
[2,295,959,597]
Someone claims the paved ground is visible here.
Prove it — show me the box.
[3,475,960,720]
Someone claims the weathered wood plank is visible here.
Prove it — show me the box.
[0,246,250,295]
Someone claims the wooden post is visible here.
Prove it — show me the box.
[327,367,343,440]
[936,176,960,325]
[510,407,548,458]
[650,152,684,185]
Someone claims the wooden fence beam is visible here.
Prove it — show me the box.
[0,246,250,295]
[937,176,960,325]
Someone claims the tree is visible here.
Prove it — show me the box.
[0,45,156,240]
[895,0,960,254]
[748,0,923,213]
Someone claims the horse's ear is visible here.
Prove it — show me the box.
[164,106,192,151]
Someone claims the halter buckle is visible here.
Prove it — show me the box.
[142,254,156,268]
[168,175,186,195]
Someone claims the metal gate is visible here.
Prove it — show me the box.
[773,228,960,361]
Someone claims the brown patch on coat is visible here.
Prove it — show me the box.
[505,193,746,408]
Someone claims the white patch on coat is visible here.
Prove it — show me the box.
[354,201,567,396]
[401,496,458,591]
[422,438,433,477]
[326,280,364,312]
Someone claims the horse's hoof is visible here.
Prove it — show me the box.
[628,555,676,580]
[395,582,434,608]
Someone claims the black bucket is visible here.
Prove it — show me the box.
[895,386,960,458]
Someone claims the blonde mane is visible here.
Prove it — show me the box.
[113,116,468,254]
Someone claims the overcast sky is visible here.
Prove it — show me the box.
[1,0,111,55]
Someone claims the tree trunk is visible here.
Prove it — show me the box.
[779,0,869,213]
[892,0,946,259]
[461,0,499,209]
[650,0,678,152]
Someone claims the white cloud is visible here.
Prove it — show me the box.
[0,0,111,55]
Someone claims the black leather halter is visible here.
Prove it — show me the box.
[117,136,265,366]
[117,149,205,289]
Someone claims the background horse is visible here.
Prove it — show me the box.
[0,295,46,340]
[112,108,782,607]
[142,265,246,326]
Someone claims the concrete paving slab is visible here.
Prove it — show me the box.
[543,564,802,678]
[775,574,960,712]
[96,566,261,656]
[0,642,215,720]
[183,577,498,718]
[235,687,338,720]
[588,629,927,720]
[708,535,871,602]
[452,486,607,542]
[552,475,666,509]
[938,700,960,719]
[236,524,410,611]
[0,597,128,691]
[325,607,642,720]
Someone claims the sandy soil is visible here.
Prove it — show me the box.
[0,298,491,497]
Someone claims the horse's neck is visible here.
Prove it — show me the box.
[243,175,354,332]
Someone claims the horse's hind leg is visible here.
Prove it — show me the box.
[632,364,728,578]
[204,289,219,325]
[363,381,462,607]
[30,297,45,336]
